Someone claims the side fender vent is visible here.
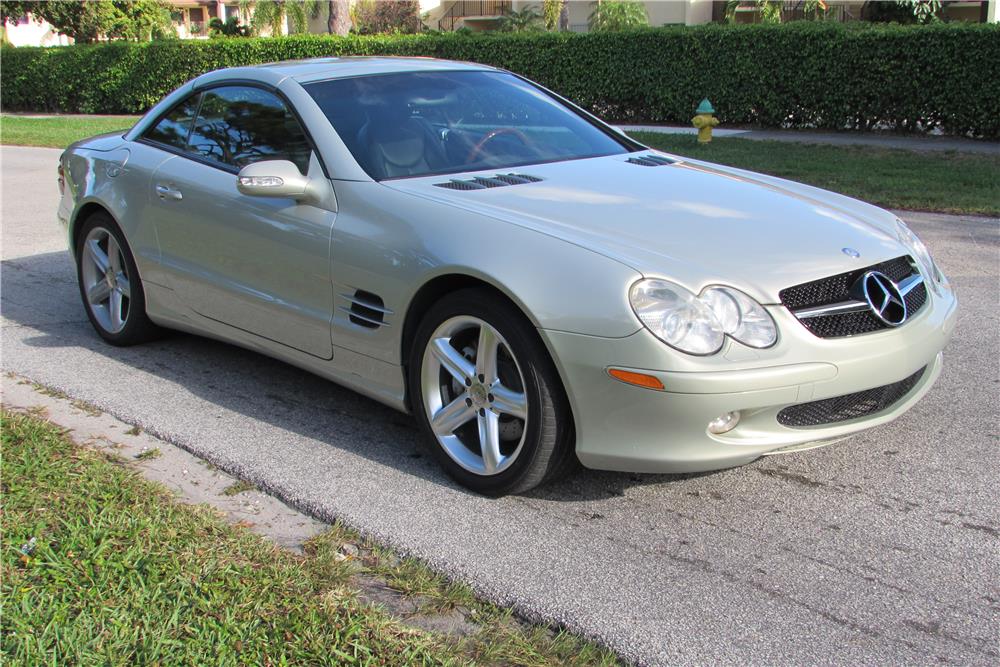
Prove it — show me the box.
[340,290,392,329]
[627,154,677,167]
[434,173,542,190]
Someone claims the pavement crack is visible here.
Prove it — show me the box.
[903,619,1000,658]
[959,522,999,538]
[756,467,827,488]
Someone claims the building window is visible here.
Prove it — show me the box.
[189,7,205,34]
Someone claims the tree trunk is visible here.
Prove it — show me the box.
[327,0,351,35]
[559,0,568,30]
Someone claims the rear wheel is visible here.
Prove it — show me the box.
[76,213,161,346]
[409,289,575,495]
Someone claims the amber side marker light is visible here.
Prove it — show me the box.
[607,368,665,391]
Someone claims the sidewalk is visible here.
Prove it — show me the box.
[618,124,1000,155]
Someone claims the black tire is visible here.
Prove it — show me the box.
[75,212,162,346]
[408,288,576,496]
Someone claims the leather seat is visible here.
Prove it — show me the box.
[359,114,447,179]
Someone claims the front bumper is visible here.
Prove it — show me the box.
[541,285,957,474]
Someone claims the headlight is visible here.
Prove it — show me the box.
[629,280,777,355]
[895,218,943,285]
[630,280,724,355]
[701,286,778,348]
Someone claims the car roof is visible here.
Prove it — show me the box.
[194,56,497,89]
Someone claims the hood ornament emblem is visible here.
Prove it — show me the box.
[861,271,907,326]
[842,247,861,258]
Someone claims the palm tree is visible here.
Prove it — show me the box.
[239,0,323,35]
[542,0,563,30]
[498,5,543,32]
[326,0,351,35]
[588,1,648,32]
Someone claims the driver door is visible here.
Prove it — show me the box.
[144,85,336,359]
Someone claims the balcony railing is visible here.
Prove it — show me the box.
[438,1,512,31]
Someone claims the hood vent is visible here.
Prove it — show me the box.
[339,289,391,329]
[434,173,542,190]
[627,154,677,167]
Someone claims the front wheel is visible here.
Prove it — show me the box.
[409,289,575,496]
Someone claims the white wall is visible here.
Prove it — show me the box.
[565,1,591,32]
[684,0,714,25]
[645,1,692,25]
[306,11,329,35]
[3,14,73,47]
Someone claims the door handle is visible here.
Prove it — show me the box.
[155,183,183,201]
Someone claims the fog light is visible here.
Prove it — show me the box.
[707,411,740,434]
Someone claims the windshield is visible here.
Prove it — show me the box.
[304,70,634,180]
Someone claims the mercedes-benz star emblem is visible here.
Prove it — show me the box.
[861,270,907,326]
[842,247,861,258]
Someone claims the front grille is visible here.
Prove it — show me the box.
[780,256,928,338]
[903,279,927,313]
[777,366,926,427]
[780,256,914,309]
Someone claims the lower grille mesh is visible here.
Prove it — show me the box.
[777,366,926,427]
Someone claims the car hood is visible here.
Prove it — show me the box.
[382,152,908,304]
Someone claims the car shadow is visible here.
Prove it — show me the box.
[3,250,708,501]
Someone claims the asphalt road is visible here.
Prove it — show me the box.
[2,145,997,666]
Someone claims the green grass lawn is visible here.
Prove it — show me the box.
[0,114,139,149]
[1,410,619,666]
[631,132,1000,217]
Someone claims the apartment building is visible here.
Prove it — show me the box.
[4,0,997,47]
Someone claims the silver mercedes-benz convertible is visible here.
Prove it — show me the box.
[58,57,957,495]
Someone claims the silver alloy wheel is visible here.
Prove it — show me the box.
[421,315,529,476]
[80,227,131,334]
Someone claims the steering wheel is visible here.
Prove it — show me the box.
[466,127,535,164]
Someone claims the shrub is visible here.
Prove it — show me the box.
[351,0,420,35]
[2,22,997,137]
[209,16,251,38]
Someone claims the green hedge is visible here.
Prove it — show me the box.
[3,23,999,137]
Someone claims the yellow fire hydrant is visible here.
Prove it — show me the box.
[691,99,719,144]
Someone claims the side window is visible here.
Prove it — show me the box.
[186,86,312,175]
[143,94,200,149]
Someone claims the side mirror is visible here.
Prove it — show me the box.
[237,160,313,201]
